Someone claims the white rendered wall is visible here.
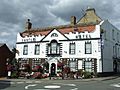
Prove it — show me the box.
[16,25,102,72]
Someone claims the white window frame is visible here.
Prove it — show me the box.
[85,42,92,54]
[84,61,92,72]
[69,61,76,72]
[34,45,40,55]
[69,43,75,54]
[23,45,28,55]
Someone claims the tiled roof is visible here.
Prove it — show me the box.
[21,23,97,37]
[21,8,100,37]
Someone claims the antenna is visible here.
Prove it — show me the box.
[81,8,87,23]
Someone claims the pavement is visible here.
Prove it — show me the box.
[0,75,120,83]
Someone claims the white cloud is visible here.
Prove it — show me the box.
[0,32,10,36]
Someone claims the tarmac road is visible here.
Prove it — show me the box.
[0,76,120,90]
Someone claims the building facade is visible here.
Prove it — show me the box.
[0,44,13,77]
[16,8,120,75]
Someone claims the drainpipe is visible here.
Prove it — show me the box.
[100,32,104,73]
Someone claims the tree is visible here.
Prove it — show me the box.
[6,47,19,78]
[11,47,19,58]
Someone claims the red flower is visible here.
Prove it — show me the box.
[63,67,70,74]
[42,74,48,78]
[57,62,64,67]
[32,65,42,72]
[32,72,42,79]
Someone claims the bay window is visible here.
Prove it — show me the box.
[47,40,60,56]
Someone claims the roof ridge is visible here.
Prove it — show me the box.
[0,43,5,47]
[22,22,98,33]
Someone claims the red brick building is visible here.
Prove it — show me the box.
[0,44,13,77]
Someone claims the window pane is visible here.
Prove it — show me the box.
[70,61,76,71]
[78,60,82,69]
[35,45,40,55]
[51,43,57,54]
[85,42,92,54]
[57,45,60,54]
[23,45,28,55]
[85,61,92,72]
[69,43,75,54]
[48,45,50,54]
[48,40,60,55]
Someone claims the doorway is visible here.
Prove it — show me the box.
[51,63,56,76]
[113,60,117,73]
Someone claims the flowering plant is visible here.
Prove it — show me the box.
[7,64,13,71]
[63,67,70,74]
[22,64,31,72]
[32,65,42,72]
[32,72,42,79]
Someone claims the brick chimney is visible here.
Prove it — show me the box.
[25,19,32,30]
[71,16,76,25]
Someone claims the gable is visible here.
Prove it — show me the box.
[77,8,102,24]
[41,29,69,41]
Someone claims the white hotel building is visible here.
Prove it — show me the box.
[16,8,120,75]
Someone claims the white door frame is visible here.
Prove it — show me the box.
[48,57,58,75]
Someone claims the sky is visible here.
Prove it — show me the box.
[0,0,120,50]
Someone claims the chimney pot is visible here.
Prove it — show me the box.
[71,16,76,25]
[25,19,32,30]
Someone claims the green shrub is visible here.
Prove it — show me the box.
[83,71,92,79]
[11,71,18,78]
[77,69,83,77]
